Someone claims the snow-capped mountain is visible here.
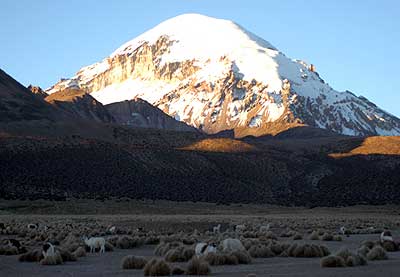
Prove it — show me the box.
[47,13,400,136]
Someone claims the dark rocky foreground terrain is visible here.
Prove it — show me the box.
[0,128,399,206]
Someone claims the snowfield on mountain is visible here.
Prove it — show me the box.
[46,13,400,137]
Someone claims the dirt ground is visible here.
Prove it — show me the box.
[0,200,400,276]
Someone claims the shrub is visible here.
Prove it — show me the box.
[116,236,142,249]
[270,243,283,255]
[248,245,275,258]
[279,250,289,257]
[154,242,181,256]
[335,247,352,260]
[185,257,211,275]
[204,252,239,266]
[121,255,147,269]
[58,248,77,262]
[171,266,185,275]
[144,258,171,276]
[145,236,160,245]
[382,241,397,252]
[321,233,333,241]
[40,251,63,265]
[333,235,342,241]
[18,249,43,262]
[73,246,86,258]
[361,240,375,249]
[320,255,345,267]
[309,231,319,240]
[357,245,370,257]
[0,245,18,255]
[105,242,114,252]
[367,246,388,261]
[288,243,329,258]
[293,233,303,240]
[231,250,252,264]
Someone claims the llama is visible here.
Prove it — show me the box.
[213,224,221,234]
[380,230,393,243]
[83,236,106,253]
[259,223,271,233]
[42,242,55,258]
[108,226,116,234]
[195,242,217,257]
[27,223,38,230]
[222,238,245,252]
[235,224,246,233]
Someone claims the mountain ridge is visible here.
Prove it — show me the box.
[46,13,400,137]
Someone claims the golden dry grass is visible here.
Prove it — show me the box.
[178,138,256,153]
[330,136,400,158]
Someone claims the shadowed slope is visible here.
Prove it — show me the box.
[0,69,63,122]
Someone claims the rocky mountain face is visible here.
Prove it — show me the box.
[46,13,400,137]
[27,85,48,98]
[0,68,195,137]
[45,88,115,123]
[105,98,197,132]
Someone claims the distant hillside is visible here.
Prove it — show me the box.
[105,98,196,132]
[1,132,399,207]
[0,69,62,122]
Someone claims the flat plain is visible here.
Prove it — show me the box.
[0,200,399,276]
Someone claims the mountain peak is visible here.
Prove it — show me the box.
[112,13,276,59]
[46,15,400,137]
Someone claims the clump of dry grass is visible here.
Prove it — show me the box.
[366,245,388,261]
[279,250,289,257]
[154,241,182,256]
[248,244,275,258]
[18,249,43,262]
[292,233,303,240]
[309,231,319,240]
[382,241,397,252]
[185,257,211,275]
[72,246,86,258]
[61,234,81,252]
[270,242,284,255]
[143,258,171,276]
[116,236,143,249]
[320,233,334,241]
[230,250,252,264]
[0,245,19,255]
[288,243,330,258]
[320,255,346,267]
[361,240,376,249]
[58,248,77,262]
[105,242,114,252]
[280,229,296,238]
[203,252,239,266]
[333,235,343,241]
[321,247,367,268]
[164,246,194,262]
[262,231,277,240]
[121,255,147,269]
[145,236,160,245]
[40,251,63,265]
[171,266,185,275]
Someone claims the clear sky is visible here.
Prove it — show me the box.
[1,0,399,117]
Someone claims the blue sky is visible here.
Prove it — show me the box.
[1,0,399,116]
